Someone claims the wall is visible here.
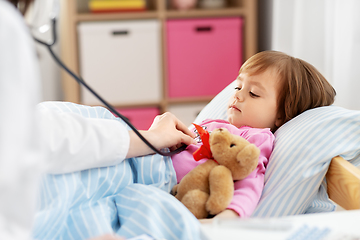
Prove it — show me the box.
[27,0,63,101]
[258,0,273,51]
[35,43,63,101]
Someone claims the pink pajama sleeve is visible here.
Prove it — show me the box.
[227,129,274,217]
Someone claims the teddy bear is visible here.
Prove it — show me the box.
[171,124,260,219]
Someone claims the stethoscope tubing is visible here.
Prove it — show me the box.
[33,18,186,156]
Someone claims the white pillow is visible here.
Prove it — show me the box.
[194,81,360,217]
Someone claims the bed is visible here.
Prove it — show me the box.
[326,156,360,210]
[32,80,360,240]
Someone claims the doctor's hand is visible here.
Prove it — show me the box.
[126,112,196,158]
[149,112,197,149]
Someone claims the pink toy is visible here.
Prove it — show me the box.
[171,0,197,10]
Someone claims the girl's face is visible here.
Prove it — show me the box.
[227,68,281,130]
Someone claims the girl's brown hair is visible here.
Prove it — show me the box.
[240,51,336,128]
[8,0,33,15]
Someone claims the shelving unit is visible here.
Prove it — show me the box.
[60,0,258,127]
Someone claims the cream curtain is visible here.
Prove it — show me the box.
[271,0,360,110]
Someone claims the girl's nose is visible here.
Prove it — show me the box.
[235,91,244,102]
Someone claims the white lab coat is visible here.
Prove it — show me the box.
[0,1,130,239]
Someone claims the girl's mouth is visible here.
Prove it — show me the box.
[230,105,241,112]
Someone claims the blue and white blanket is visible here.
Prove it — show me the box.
[32,102,203,240]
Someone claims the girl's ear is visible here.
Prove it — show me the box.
[275,114,284,128]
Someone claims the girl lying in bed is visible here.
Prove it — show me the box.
[33,51,336,240]
[172,50,336,222]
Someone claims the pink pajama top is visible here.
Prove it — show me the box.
[171,119,275,218]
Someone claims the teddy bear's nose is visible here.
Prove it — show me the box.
[218,128,223,132]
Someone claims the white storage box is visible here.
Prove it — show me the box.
[78,20,162,105]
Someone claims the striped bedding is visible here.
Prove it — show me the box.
[32,102,203,240]
[32,81,360,239]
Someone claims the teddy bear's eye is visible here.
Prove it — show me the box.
[230,143,236,148]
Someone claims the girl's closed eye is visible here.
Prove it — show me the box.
[250,92,260,97]
[235,87,241,91]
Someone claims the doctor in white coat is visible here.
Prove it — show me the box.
[0,0,196,239]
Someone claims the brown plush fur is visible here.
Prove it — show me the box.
[172,128,260,219]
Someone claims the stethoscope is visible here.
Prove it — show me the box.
[32,7,186,157]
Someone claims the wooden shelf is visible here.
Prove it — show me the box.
[76,8,247,22]
[112,102,162,109]
[167,96,214,104]
[165,7,246,19]
[76,11,159,22]
[60,0,258,126]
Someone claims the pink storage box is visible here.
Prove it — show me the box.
[115,107,160,130]
[166,17,243,98]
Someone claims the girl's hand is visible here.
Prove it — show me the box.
[199,209,239,224]
[126,112,196,158]
[87,234,124,240]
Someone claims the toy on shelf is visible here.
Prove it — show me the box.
[199,0,226,9]
[89,0,147,13]
[171,0,198,10]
